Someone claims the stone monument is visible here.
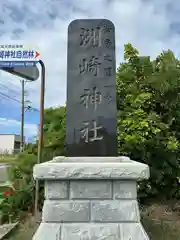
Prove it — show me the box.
[33,19,150,240]
[66,19,117,156]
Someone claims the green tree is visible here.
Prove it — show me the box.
[117,43,180,200]
[43,106,66,159]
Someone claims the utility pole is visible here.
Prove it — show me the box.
[34,60,45,219]
[20,79,25,152]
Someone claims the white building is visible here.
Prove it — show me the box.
[0,134,21,154]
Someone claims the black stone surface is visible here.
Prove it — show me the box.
[65,19,117,156]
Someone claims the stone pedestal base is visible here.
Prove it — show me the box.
[33,223,148,239]
[32,156,150,240]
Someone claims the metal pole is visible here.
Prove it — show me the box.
[34,60,45,219]
[20,79,25,152]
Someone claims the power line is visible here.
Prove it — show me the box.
[0,80,30,100]
[0,91,20,103]
[0,79,21,99]
[0,78,38,109]
[0,91,39,112]
[0,83,21,97]
[0,75,40,154]
[0,81,39,152]
[1,78,21,89]
[0,81,21,91]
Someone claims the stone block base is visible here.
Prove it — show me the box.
[32,156,150,240]
[33,223,149,240]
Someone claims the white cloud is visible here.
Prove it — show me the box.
[1,0,180,108]
[0,117,37,137]
[0,0,180,137]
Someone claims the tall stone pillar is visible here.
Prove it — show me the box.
[32,156,150,240]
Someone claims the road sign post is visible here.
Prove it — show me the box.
[0,47,46,219]
[1,66,39,81]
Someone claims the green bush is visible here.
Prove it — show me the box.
[1,153,37,220]
[0,179,35,223]
[117,43,180,200]
[6,147,57,215]
[0,183,15,223]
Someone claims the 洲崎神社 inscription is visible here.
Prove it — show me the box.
[66,19,117,156]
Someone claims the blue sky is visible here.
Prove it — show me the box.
[0,0,180,141]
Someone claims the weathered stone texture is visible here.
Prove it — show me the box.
[33,157,150,180]
[33,156,150,240]
[61,224,120,240]
[113,181,137,199]
[45,181,68,199]
[32,223,61,240]
[120,223,149,239]
[70,180,112,199]
[91,200,140,222]
[42,200,90,222]
[33,223,149,240]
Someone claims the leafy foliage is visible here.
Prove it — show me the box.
[0,183,15,223]
[43,106,66,158]
[117,43,180,200]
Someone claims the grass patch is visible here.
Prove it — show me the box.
[4,214,38,240]
[142,216,180,240]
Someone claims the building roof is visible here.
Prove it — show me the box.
[0,134,20,137]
